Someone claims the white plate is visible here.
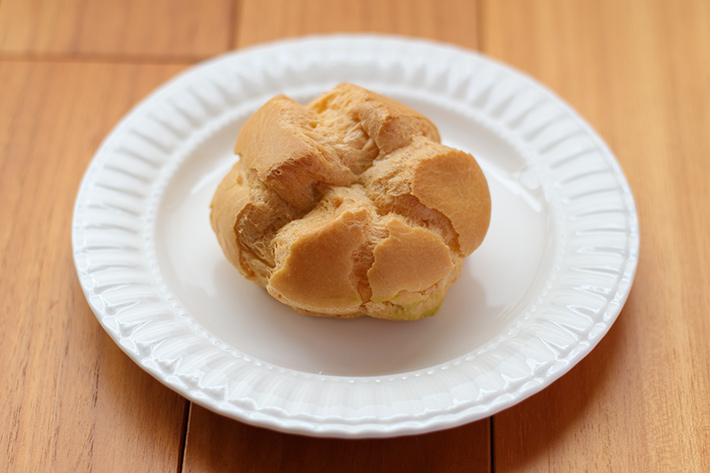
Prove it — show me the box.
[72,35,639,438]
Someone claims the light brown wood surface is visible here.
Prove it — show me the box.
[234,0,478,49]
[0,0,232,59]
[0,61,191,472]
[1,0,708,472]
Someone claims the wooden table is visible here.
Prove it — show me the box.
[2,0,709,471]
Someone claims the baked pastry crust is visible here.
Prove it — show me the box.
[210,83,491,320]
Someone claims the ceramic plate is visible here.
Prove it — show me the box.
[72,35,639,438]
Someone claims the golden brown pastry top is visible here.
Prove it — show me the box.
[210,83,491,320]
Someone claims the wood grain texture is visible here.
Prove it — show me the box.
[0,61,191,472]
[0,0,233,58]
[234,0,478,49]
[481,0,710,471]
[183,405,490,473]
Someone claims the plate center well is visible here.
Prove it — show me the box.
[154,97,555,377]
